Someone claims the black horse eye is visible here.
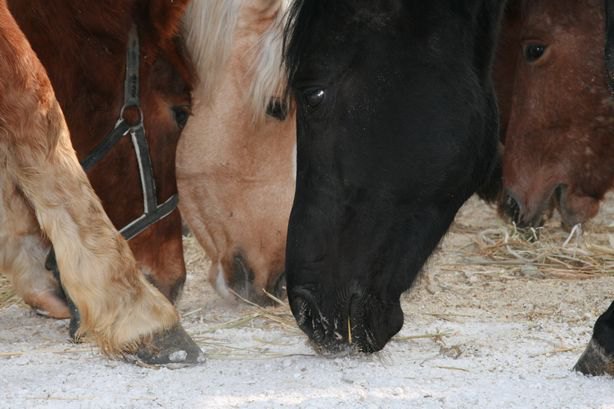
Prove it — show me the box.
[524,44,547,63]
[172,106,190,129]
[303,88,325,109]
[266,97,289,121]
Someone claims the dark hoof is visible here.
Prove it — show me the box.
[134,324,205,368]
[67,298,81,342]
[574,338,614,377]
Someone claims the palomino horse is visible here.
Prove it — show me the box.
[494,0,614,376]
[281,0,503,353]
[7,0,195,313]
[0,0,202,365]
[497,0,614,228]
[179,0,296,305]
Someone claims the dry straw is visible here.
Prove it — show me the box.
[467,222,614,279]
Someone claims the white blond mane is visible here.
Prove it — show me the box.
[182,0,291,121]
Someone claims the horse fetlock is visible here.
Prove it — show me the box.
[574,338,614,377]
[575,302,614,377]
[133,323,205,368]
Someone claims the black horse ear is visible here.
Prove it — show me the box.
[606,0,614,92]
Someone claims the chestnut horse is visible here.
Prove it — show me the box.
[496,0,614,228]
[178,0,296,305]
[0,0,202,365]
[494,0,614,377]
[7,0,194,313]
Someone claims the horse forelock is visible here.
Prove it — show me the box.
[247,0,292,123]
[183,0,290,122]
[182,0,243,100]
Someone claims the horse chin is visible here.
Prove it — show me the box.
[554,185,600,229]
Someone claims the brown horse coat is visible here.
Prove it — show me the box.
[7,0,195,303]
[496,0,614,227]
[0,0,177,354]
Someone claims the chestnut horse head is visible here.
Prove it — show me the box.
[178,0,296,305]
[496,0,614,228]
[9,0,195,301]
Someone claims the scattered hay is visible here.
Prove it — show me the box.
[227,288,299,332]
[460,223,614,279]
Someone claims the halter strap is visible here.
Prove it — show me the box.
[77,25,178,239]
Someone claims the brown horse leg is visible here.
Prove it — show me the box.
[0,3,203,365]
[574,301,614,376]
[130,214,186,303]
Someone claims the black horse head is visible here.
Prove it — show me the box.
[283,0,505,353]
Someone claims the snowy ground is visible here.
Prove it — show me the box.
[1,196,613,409]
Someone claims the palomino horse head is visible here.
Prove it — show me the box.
[282,0,504,353]
[497,0,614,229]
[9,0,195,301]
[178,0,296,305]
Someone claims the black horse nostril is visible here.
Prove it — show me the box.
[289,287,329,343]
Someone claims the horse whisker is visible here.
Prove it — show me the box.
[347,316,352,345]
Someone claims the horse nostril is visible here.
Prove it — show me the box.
[502,190,523,225]
[289,287,328,342]
[271,272,287,299]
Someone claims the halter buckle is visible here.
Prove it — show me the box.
[120,104,144,128]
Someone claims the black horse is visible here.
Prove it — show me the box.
[282,0,614,378]
[283,0,504,353]
[573,0,614,377]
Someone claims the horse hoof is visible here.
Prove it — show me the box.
[573,338,614,377]
[135,324,205,368]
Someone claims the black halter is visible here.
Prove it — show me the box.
[80,26,179,240]
[46,26,178,335]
